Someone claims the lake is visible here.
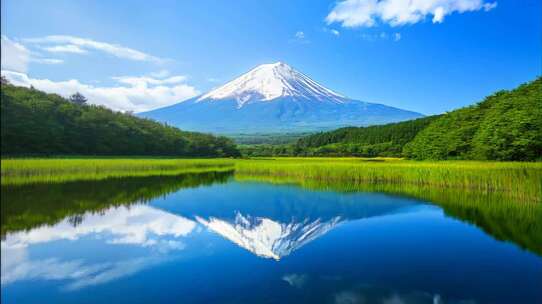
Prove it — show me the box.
[1,171,541,304]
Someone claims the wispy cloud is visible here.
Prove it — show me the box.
[1,36,30,72]
[42,44,88,54]
[2,70,199,112]
[25,35,166,63]
[324,28,341,36]
[359,31,401,42]
[291,31,310,44]
[326,0,497,28]
[30,58,64,64]
[1,36,63,72]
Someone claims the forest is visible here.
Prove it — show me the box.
[242,77,541,161]
[403,77,542,160]
[0,82,240,157]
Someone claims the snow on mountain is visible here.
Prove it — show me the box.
[196,212,342,260]
[139,62,424,133]
[198,62,346,108]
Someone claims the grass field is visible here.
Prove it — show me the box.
[0,158,235,185]
[2,157,541,203]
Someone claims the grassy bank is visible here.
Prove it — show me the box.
[1,158,235,185]
[2,157,541,203]
[234,158,542,203]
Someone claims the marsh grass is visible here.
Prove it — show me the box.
[234,158,542,203]
[1,158,235,185]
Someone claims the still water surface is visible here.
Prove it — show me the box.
[1,172,541,303]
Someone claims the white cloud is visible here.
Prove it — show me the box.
[113,75,188,86]
[1,205,196,289]
[1,70,199,112]
[43,44,88,54]
[30,58,64,64]
[2,205,196,250]
[25,35,165,63]
[1,36,30,73]
[1,36,64,72]
[483,2,497,11]
[1,246,165,291]
[326,0,498,28]
[324,28,341,36]
[291,31,310,44]
[359,31,400,42]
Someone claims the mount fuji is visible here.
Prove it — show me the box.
[140,62,423,134]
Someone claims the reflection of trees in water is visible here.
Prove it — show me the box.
[236,174,542,257]
[1,171,233,236]
[68,214,84,227]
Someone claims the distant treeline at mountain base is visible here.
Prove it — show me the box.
[1,82,240,157]
[241,77,541,161]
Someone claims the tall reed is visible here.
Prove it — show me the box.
[234,158,542,203]
[1,158,235,185]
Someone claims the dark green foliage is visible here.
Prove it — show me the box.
[231,132,310,145]
[238,144,298,157]
[1,171,233,235]
[68,92,87,105]
[404,78,542,160]
[293,116,438,157]
[1,84,240,157]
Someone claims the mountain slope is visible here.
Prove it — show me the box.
[0,83,239,157]
[404,77,542,160]
[140,62,423,134]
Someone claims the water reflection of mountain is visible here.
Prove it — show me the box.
[1,171,233,236]
[235,176,542,257]
[154,182,420,259]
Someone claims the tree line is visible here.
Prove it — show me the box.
[1,81,240,157]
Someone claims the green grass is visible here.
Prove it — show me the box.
[3,157,541,204]
[234,157,542,203]
[1,158,235,185]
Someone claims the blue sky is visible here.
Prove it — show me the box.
[1,0,540,114]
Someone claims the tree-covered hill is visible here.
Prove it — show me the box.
[295,115,438,157]
[404,77,542,160]
[291,77,541,161]
[1,83,240,157]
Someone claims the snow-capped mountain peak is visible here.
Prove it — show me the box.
[195,212,343,260]
[197,62,346,107]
